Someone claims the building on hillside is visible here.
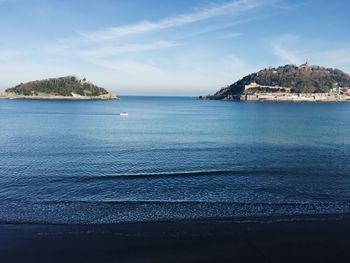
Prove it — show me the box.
[299,60,312,70]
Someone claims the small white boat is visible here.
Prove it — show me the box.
[120,112,128,116]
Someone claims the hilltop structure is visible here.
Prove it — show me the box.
[299,60,312,70]
[200,63,350,102]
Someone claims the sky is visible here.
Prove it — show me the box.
[0,0,349,95]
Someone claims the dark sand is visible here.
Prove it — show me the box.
[1,214,350,263]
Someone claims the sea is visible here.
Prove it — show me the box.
[0,96,349,224]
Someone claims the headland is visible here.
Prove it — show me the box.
[201,62,350,102]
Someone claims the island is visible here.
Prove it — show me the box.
[0,76,116,100]
[200,62,350,102]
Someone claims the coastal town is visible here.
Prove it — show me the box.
[235,81,350,102]
[201,62,350,102]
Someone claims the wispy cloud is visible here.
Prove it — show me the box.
[89,59,162,75]
[45,0,267,73]
[269,0,307,11]
[270,35,304,64]
[49,0,266,53]
[79,0,261,41]
[271,43,303,64]
[270,35,350,71]
[39,0,275,93]
[79,41,181,58]
[217,32,242,39]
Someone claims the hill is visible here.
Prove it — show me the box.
[201,63,350,101]
[2,76,116,100]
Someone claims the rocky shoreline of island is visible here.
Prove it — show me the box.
[0,91,117,100]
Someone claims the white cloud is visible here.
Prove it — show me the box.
[217,32,242,39]
[79,0,261,41]
[49,0,264,53]
[88,59,162,75]
[44,0,267,77]
[2,0,275,94]
[79,41,181,58]
[272,44,302,65]
[270,35,304,64]
[270,35,350,72]
[45,0,271,57]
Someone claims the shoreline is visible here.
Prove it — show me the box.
[1,213,350,262]
[200,93,350,102]
[0,92,117,100]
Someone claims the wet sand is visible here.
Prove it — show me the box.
[1,214,350,263]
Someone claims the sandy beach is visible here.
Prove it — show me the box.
[1,214,350,263]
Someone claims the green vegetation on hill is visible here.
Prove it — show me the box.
[214,64,350,97]
[6,76,109,97]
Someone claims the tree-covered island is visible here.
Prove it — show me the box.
[0,76,116,100]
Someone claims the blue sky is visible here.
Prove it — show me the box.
[0,0,349,95]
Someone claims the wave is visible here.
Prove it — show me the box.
[48,169,304,182]
[2,168,330,182]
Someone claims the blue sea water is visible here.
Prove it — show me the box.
[0,97,350,224]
